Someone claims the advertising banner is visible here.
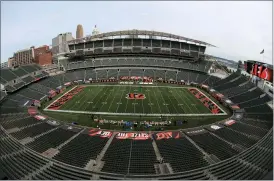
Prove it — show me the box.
[64,82,72,86]
[116,132,151,140]
[224,120,236,126]
[28,107,37,115]
[89,130,113,138]
[34,115,47,120]
[154,132,180,140]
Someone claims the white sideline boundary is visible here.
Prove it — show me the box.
[43,109,227,117]
[190,87,227,115]
[84,84,190,88]
[44,86,78,110]
[44,84,228,116]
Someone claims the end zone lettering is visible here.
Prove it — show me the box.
[126,93,146,100]
[155,132,173,140]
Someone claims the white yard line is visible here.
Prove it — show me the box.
[82,86,104,111]
[98,86,114,111]
[133,87,137,114]
[182,89,201,113]
[115,87,128,113]
[69,87,89,110]
[44,86,78,110]
[106,86,122,112]
[151,87,163,113]
[173,88,195,113]
[124,86,133,113]
[165,88,180,113]
[155,87,171,113]
[90,87,110,112]
[146,89,154,114]
[141,87,145,114]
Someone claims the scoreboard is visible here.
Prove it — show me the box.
[244,60,273,82]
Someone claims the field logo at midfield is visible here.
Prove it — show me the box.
[126,93,146,100]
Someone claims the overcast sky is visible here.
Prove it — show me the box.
[1,1,272,64]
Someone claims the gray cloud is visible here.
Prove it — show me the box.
[1,1,272,64]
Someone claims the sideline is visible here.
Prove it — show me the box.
[44,86,78,110]
[43,108,227,116]
[190,87,227,114]
[43,84,228,116]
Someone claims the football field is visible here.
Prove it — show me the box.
[45,85,227,117]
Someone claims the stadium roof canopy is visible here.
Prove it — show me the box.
[67,29,216,47]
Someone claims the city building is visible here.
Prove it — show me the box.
[8,57,14,67]
[41,64,60,75]
[34,45,53,66]
[12,47,35,67]
[52,32,73,55]
[0,61,8,69]
[92,25,100,36]
[76,24,84,39]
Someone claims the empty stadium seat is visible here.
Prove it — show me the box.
[54,133,109,168]
[188,132,240,161]
[26,128,77,153]
[155,136,208,173]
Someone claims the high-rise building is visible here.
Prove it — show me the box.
[52,32,73,55]
[0,61,8,69]
[8,57,14,67]
[12,47,35,67]
[76,24,84,39]
[34,45,53,66]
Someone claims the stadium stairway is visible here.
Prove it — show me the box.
[11,122,57,144]
[26,125,60,143]
[8,121,43,134]
[184,133,214,160]
[184,133,220,164]
[152,139,174,175]
[55,128,86,150]
[208,131,245,152]
[152,138,163,161]
[0,122,273,179]
[85,131,116,172]
[224,125,261,141]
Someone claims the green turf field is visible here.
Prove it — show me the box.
[45,85,226,116]
[41,84,231,130]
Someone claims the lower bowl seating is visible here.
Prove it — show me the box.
[0,67,272,180]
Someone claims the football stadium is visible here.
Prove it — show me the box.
[0,29,273,180]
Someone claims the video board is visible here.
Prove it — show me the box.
[244,60,273,82]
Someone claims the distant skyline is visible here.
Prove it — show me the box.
[1,1,272,64]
